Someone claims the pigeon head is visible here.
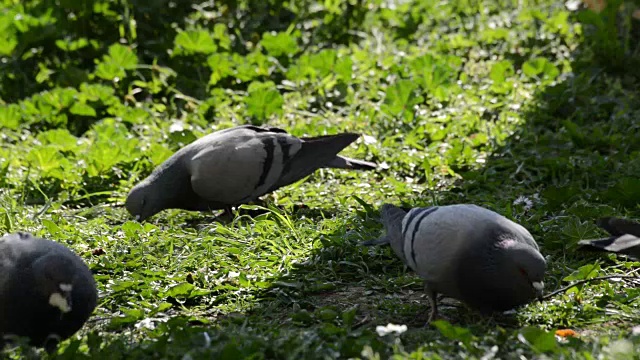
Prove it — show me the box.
[125,181,163,222]
[31,255,79,314]
[458,234,547,312]
[496,238,547,299]
[379,203,409,263]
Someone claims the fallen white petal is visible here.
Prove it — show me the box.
[376,323,408,336]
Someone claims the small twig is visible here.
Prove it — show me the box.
[542,269,640,301]
[353,315,370,329]
[86,316,112,324]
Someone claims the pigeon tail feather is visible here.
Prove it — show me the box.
[359,236,390,246]
[325,156,377,170]
[268,133,362,191]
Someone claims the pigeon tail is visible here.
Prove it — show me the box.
[379,204,409,264]
[268,133,362,191]
[325,156,377,170]
[578,234,640,259]
[359,236,390,246]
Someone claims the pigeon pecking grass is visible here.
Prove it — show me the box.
[126,125,377,221]
[362,203,547,324]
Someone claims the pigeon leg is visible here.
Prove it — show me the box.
[210,206,234,224]
[424,282,439,325]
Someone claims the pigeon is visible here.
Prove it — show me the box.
[126,125,377,221]
[0,232,97,350]
[577,217,640,260]
[362,203,546,323]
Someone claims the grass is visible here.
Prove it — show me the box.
[1,0,640,358]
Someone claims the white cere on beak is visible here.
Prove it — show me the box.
[49,293,71,313]
[532,281,544,291]
[59,283,73,292]
[135,214,141,221]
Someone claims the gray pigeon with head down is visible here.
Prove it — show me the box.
[0,232,97,350]
[362,203,546,323]
[578,217,640,259]
[126,125,377,221]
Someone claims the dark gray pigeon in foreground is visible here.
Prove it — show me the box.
[362,203,546,323]
[126,125,377,221]
[578,217,640,260]
[0,232,97,350]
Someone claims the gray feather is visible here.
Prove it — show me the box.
[0,232,97,350]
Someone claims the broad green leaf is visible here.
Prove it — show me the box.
[382,79,422,121]
[523,57,559,80]
[94,44,138,80]
[78,83,116,102]
[174,30,217,55]
[0,104,21,130]
[212,23,231,50]
[122,221,143,239]
[27,146,68,179]
[42,219,62,236]
[36,129,79,152]
[95,61,126,81]
[0,35,17,55]
[563,264,601,282]
[517,327,560,354]
[166,282,195,298]
[245,81,284,122]
[207,53,233,85]
[431,320,475,348]
[55,37,89,52]
[490,60,514,84]
[260,31,299,57]
[69,102,96,117]
[107,44,138,70]
[148,143,174,166]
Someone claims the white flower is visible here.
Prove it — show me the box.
[362,135,377,145]
[513,195,533,211]
[169,121,185,133]
[375,323,408,336]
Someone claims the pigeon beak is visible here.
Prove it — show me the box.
[135,214,141,221]
[532,281,544,298]
[532,281,544,291]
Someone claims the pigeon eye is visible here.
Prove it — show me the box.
[518,268,528,277]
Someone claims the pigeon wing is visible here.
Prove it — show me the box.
[188,127,302,205]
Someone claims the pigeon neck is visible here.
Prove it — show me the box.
[145,154,204,210]
[149,157,193,203]
[381,206,408,263]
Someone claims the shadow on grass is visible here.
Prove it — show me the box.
[204,5,640,357]
[45,6,640,360]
